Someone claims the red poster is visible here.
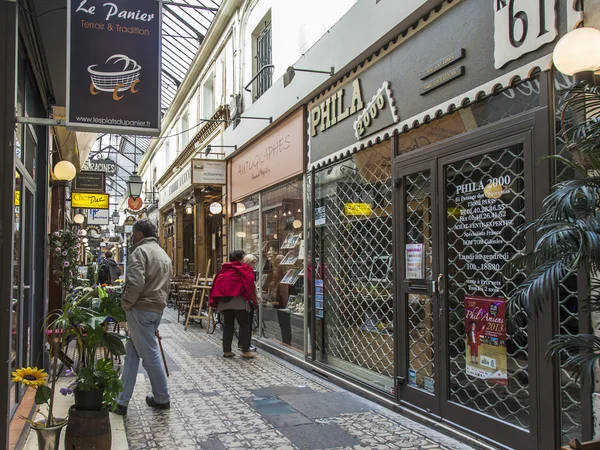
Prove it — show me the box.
[464,295,507,385]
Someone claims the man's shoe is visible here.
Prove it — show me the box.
[241,351,256,359]
[145,396,170,410]
[112,404,127,416]
[237,344,257,352]
[223,352,235,357]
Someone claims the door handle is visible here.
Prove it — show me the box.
[437,273,444,295]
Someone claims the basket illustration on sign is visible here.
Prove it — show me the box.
[88,54,141,100]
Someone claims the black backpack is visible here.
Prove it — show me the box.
[98,264,111,284]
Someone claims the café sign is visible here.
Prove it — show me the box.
[72,192,109,209]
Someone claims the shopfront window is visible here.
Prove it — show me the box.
[260,179,304,352]
[11,173,22,412]
[313,141,394,392]
[233,209,259,257]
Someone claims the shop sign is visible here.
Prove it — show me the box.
[73,171,106,193]
[128,196,143,211]
[124,216,136,225]
[114,225,125,233]
[86,225,103,238]
[84,158,117,174]
[405,244,425,279]
[464,295,507,385]
[344,203,372,216]
[14,190,20,207]
[493,0,557,69]
[160,167,191,207]
[72,192,109,209]
[353,82,399,139]
[191,159,226,185]
[86,208,109,225]
[66,0,162,136]
[230,109,304,201]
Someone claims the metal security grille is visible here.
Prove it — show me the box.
[445,145,530,429]
[405,171,435,391]
[255,22,272,100]
[554,72,583,444]
[313,143,394,389]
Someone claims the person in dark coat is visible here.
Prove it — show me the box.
[209,250,257,358]
[98,251,121,285]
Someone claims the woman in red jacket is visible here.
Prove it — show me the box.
[209,250,258,358]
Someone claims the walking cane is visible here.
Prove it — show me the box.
[155,330,170,377]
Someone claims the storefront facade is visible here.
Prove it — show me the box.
[306,1,586,449]
[228,108,307,353]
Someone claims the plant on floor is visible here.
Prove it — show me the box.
[506,83,600,379]
[48,287,126,408]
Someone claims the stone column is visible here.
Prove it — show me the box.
[194,190,207,277]
[174,204,185,276]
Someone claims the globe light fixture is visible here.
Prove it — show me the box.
[553,27,600,83]
[73,213,85,224]
[53,160,77,181]
[236,202,246,214]
[127,171,144,200]
[111,210,120,225]
[209,202,223,215]
[293,219,303,229]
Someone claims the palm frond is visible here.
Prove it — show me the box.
[546,334,600,381]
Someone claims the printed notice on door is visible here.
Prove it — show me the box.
[464,295,508,385]
[405,244,425,279]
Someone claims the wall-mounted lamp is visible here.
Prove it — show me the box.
[553,27,600,84]
[54,160,77,182]
[283,66,335,88]
[209,202,223,215]
[167,214,174,224]
[185,203,194,215]
[73,213,85,224]
[127,171,144,200]
[111,210,120,225]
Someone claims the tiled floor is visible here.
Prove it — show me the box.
[123,309,476,450]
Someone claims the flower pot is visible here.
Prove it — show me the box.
[65,406,111,450]
[73,388,104,411]
[31,420,66,450]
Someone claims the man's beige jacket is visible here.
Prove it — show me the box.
[122,237,173,313]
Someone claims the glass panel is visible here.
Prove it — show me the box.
[405,170,434,392]
[11,173,23,411]
[314,141,394,393]
[260,180,303,352]
[25,127,36,179]
[445,145,528,429]
[397,78,540,156]
[232,211,259,257]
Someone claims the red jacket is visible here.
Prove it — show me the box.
[209,261,257,308]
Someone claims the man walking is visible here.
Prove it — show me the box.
[98,250,121,285]
[113,219,172,415]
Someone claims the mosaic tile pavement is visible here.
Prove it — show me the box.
[123,308,477,450]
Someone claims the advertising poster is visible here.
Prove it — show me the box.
[464,295,507,385]
[67,0,161,135]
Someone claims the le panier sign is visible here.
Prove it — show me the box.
[66,0,162,136]
[72,192,109,209]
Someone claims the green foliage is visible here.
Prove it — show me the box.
[34,385,52,405]
[74,358,123,409]
[507,83,600,380]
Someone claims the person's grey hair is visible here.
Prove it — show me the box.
[243,254,257,265]
[133,219,157,238]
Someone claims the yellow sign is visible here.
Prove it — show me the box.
[344,203,372,216]
[71,192,109,209]
[15,190,20,207]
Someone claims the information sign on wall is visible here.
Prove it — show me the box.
[405,244,425,279]
[72,192,109,209]
[66,0,162,135]
[73,171,106,193]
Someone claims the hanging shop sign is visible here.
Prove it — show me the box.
[73,171,106,193]
[72,192,109,209]
[86,208,110,225]
[464,295,507,385]
[191,159,226,185]
[128,196,143,211]
[66,0,162,136]
[86,225,103,238]
[230,109,304,201]
[124,216,136,225]
[83,158,117,175]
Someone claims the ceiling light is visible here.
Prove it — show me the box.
[54,160,76,181]
[73,214,85,224]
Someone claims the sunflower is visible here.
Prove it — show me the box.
[12,367,48,388]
